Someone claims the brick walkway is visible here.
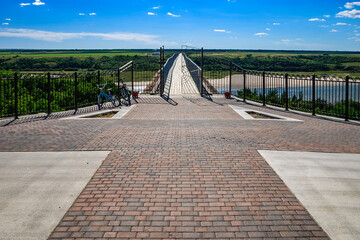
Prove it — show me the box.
[1,96,359,239]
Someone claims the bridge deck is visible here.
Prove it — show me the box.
[1,96,359,239]
[169,53,200,96]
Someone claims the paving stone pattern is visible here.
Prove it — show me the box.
[1,96,359,239]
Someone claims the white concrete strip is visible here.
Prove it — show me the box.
[61,105,135,120]
[229,105,302,121]
[170,54,183,95]
[258,150,360,240]
[0,151,110,240]
[112,105,136,119]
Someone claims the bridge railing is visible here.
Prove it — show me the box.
[183,53,202,94]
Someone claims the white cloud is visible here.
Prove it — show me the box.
[336,9,360,18]
[5,18,11,21]
[254,32,268,36]
[32,0,45,6]
[152,6,160,9]
[148,12,156,15]
[78,13,85,16]
[89,13,96,16]
[330,29,339,32]
[324,15,331,18]
[20,3,31,7]
[308,18,326,22]
[213,29,231,33]
[2,23,9,25]
[266,28,271,31]
[0,28,161,44]
[281,38,303,44]
[167,12,180,17]
[344,2,360,9]
[335,22,348,25]
[273,23,280,25]
[348,37,360,41]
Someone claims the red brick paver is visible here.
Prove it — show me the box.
[49,149,328,239]
[2,96,357,239]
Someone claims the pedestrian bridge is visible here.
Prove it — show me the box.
[164,53,200,96]
[159,52,217,99]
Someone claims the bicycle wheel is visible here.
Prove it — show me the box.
[98,94,106,109]
[120,88,130,106]
[111,95,120,107]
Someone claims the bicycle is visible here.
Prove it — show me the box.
[118,78,131,106]
[96,83,120,109]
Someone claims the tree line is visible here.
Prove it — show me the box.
[0,55,159,72]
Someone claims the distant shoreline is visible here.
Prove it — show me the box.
[1,49,360,54]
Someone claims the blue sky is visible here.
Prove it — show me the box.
[0,0,359,50]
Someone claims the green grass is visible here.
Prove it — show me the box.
[0,50,155,58]
[1,49,359,77]
[200,51,360,58]
[343,62,360,67]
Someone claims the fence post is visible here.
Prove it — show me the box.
[14,73,18,119]
[201,47,204,96]
[229,62,232,95]
[312,74,316,116]
[345,75,349,121]
[285,73,289,111]
[159,46,163,96]
[243,70,246,101]
[75,72,78,112]
[262,71,266,106]
[131,62,134,92]
[117,68,120,98]
[162,46,165,95]
[97,70,100,95]
[47,72,51,115]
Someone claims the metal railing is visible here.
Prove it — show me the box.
[2,47,359,122]
[199,56,360,121]
[183,53,202,93]
[237,69,360,121]
[0,60,160,119]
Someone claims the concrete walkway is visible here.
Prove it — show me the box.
[259,150,360,240]
[169,53,199,96]
[0,152,109,240]
[0,96,359,239]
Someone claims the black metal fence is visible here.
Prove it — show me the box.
[2,48,359,122]
[0,60,160,119]
[200,57,360,121]
[237,69,360,121]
